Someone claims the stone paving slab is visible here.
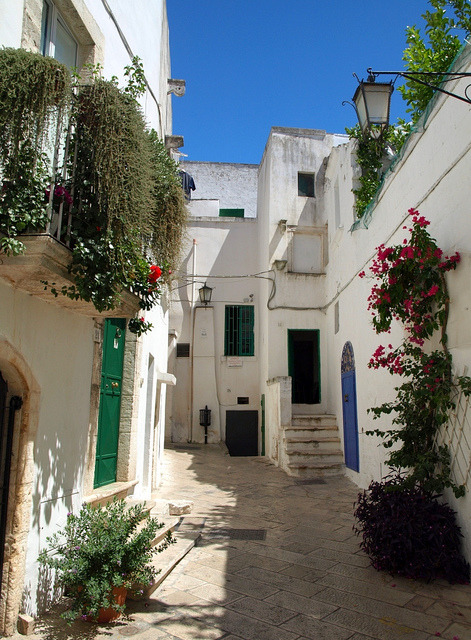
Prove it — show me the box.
[312,586,449,634]
[11,445,471,640]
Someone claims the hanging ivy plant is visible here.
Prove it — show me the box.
[0,51,187,329]
[0,48,71,254]
[148,130,187,285]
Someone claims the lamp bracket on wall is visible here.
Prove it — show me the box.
[367,68,471,105]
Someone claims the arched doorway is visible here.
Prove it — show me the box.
[341,342,359,472]
[0,341,40,636]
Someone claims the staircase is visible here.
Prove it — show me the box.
[126,499,204,599]
[281,414,344,477]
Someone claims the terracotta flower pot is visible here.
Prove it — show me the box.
[91,586,127,623]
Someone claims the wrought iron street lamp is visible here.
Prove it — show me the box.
[198,282,213,305]
[352,74,394,138]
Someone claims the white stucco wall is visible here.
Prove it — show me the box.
[257,127,348,418]
[0,0,24,48]
[0,283,95,616]
[168,162,260,447]
[320,47,471,561]
[169,217,261,444]
[83,0,172,136]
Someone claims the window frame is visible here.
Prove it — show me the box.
[41,0,79,68]
[224,305,255,357]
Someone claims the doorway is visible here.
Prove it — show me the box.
[226,410,258,456]
[94,318,126,488]
[288,329,320,404]
[341,341,359,471]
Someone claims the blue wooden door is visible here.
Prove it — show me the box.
[341,342,359,472]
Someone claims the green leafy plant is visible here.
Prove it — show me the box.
[346,125,409,219]
[399,0,471,123]
[348,0,471,218]
[128,317,154,336]
[361,208,471,496]
[38,499,174,623]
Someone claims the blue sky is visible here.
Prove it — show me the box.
[167,1,452,164]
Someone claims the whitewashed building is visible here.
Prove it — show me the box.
[168,46,471,563]
[0,0,179,633]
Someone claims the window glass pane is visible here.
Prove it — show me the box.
[298,172,315,198]
[55,16,77,68]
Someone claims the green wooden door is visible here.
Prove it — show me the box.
[94,318,126,488]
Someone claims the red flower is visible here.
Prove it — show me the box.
[148,265,162,284]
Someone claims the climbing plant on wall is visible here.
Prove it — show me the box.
[354,209,471,583]
[360,208,471,497]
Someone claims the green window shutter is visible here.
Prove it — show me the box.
[219,208,244,218]
[239,305,254,355]
[225,305,254,356]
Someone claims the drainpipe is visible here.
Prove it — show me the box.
[189,239,197,442]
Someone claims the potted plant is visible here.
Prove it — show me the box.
[38,498,174,623]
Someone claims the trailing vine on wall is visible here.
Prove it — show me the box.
[360,208,471,497]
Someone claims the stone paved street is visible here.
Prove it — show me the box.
[17,444,471,640]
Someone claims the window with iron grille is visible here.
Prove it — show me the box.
[224,306,254,356]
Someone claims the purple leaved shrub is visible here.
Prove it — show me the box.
[354,475,470,584]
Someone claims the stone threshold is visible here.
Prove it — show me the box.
[82,479,139,506]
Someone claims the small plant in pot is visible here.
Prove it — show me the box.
[38,499,174,623]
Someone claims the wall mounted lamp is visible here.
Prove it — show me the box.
[347,67,471,138]
[198,282,213,305]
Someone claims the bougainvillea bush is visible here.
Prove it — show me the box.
[354,475,470,583]
[355,208,471,581]
[359,208,471,497]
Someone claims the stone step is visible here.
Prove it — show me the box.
[286,459,345,477]
[142,517,205,597]
[286,450,344,465]
[284,425,339,439]
[291,414,337,427]
[285,436,341,453]
[151,516,180,547]
[128,517,205,600]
